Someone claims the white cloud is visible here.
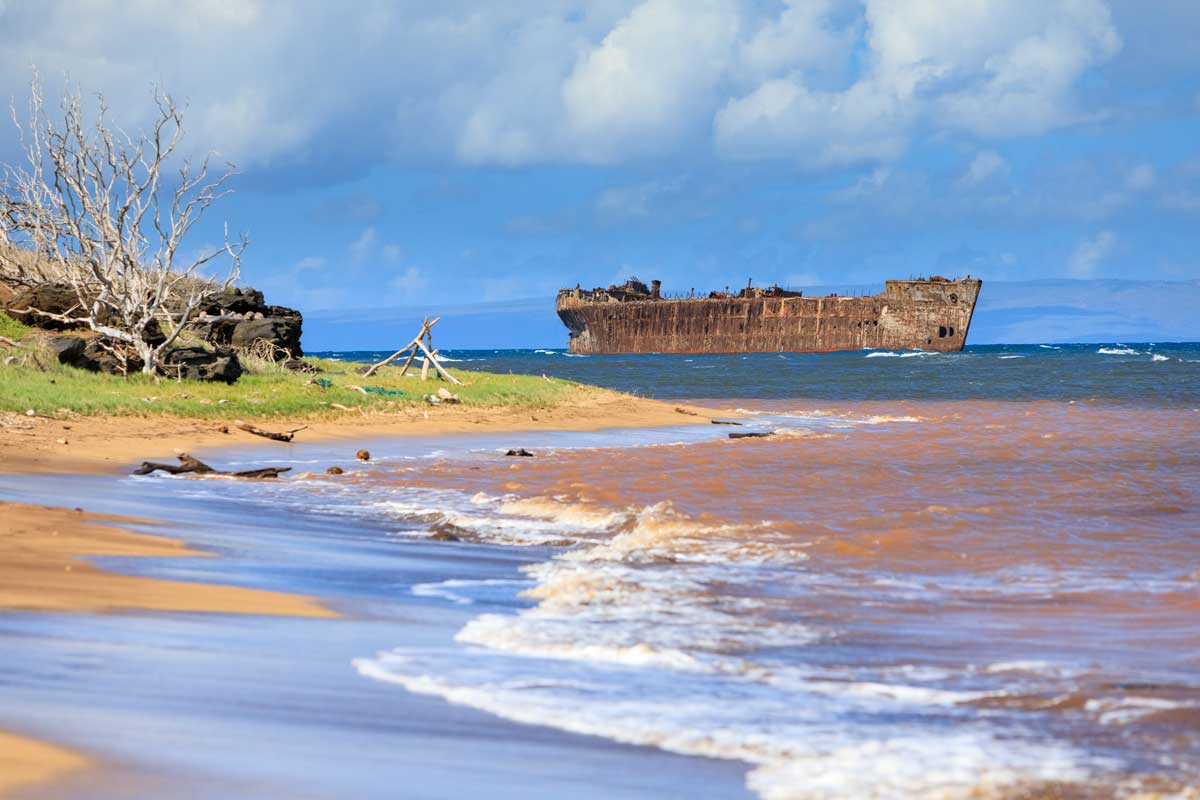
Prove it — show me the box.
[561,0,742,162]
[292,256,327,274]
[595,177,685,219]
[0,0,1125,172]
[1068,230,1116,276]
[348,227,378,265]
[737,0,852,81]
[961,151,1009,185]
[388,267,427,301]
[716,0,1121,167]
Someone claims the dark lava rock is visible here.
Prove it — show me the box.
[356,449,370,461]
[191,286,304,357]
[202,287,266,315]
[5,284,82,329]
[429,530,461,542]
[45,334,87,364]
[505,448,535,457]
[325,466,345,475]
[75,338,144,375]
[229,312,303,356]
[160,346,242,383]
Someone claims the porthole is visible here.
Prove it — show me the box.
[938,325,948,338]
[949,293,958,303]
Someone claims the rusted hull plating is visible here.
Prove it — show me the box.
[557,279,982,354]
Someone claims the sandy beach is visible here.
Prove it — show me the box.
[0,391,714,476]
[0,500,337,797]
[0,731,88,799]
[0,393,726,799]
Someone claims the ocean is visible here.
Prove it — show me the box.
[333,343,1200,798]
[5,342,1198,799]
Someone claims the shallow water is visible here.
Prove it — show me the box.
[348,399,1200,799]
[5,342,1199,799]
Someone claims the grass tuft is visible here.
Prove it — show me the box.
[0,311,31,341]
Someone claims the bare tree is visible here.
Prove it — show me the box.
[0,73,246,375]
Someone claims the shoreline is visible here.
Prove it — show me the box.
[0,391,720,476]
[0,501,339,798]
[0,731,90,799]
[0,391,729,799]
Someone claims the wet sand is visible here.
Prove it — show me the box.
[0,396,735,799]
[0,447,754,800]
[0,732,88,799]
[0,501,335,617]
[0,501,335,798]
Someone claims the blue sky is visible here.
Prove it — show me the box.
[1,1,1198,346]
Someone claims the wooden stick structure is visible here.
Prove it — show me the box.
[362,316,462,385]
[363,316,438,377]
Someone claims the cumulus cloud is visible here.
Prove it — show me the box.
[388,266,427,301]
[0,0,1124,175]
[561,0,742,162]
[595,177,686,220]
[1068,230,1116,276]
[717,0,1121,166]
[960,151,1010,185]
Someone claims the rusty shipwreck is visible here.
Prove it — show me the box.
[556,276,982,354]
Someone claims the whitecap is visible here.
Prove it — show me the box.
[1097,347,1139,355]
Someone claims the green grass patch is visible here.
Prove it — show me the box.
[0,311,31,341]
[0,354,591,419]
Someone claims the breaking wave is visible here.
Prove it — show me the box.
[864,350,936,358]
[354,491,1113,799]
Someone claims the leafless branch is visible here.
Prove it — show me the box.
[0,70,246,374]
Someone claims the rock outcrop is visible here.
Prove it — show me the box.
[4,279,300,382]
[192,288,303,357]
[160,346,242,383]
[4,284,82,329]
[46,334,145,374]
[46,333,241,382]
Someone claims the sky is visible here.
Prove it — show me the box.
[1,0,1198,347]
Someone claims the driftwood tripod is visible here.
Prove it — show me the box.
[362,316,463,385]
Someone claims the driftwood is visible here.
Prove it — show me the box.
[133,453,291,479]
[234,420,308,442]
[728,432,773,439]
[710,419,743,426]
[362,317,463,385]
[674,407,699,416]
[363,316,440,378]
[0,335,19,348]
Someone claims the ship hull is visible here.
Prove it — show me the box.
[557,279,982,355]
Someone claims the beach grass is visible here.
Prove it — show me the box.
[0,311,31,341]
[0,352,585,419]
